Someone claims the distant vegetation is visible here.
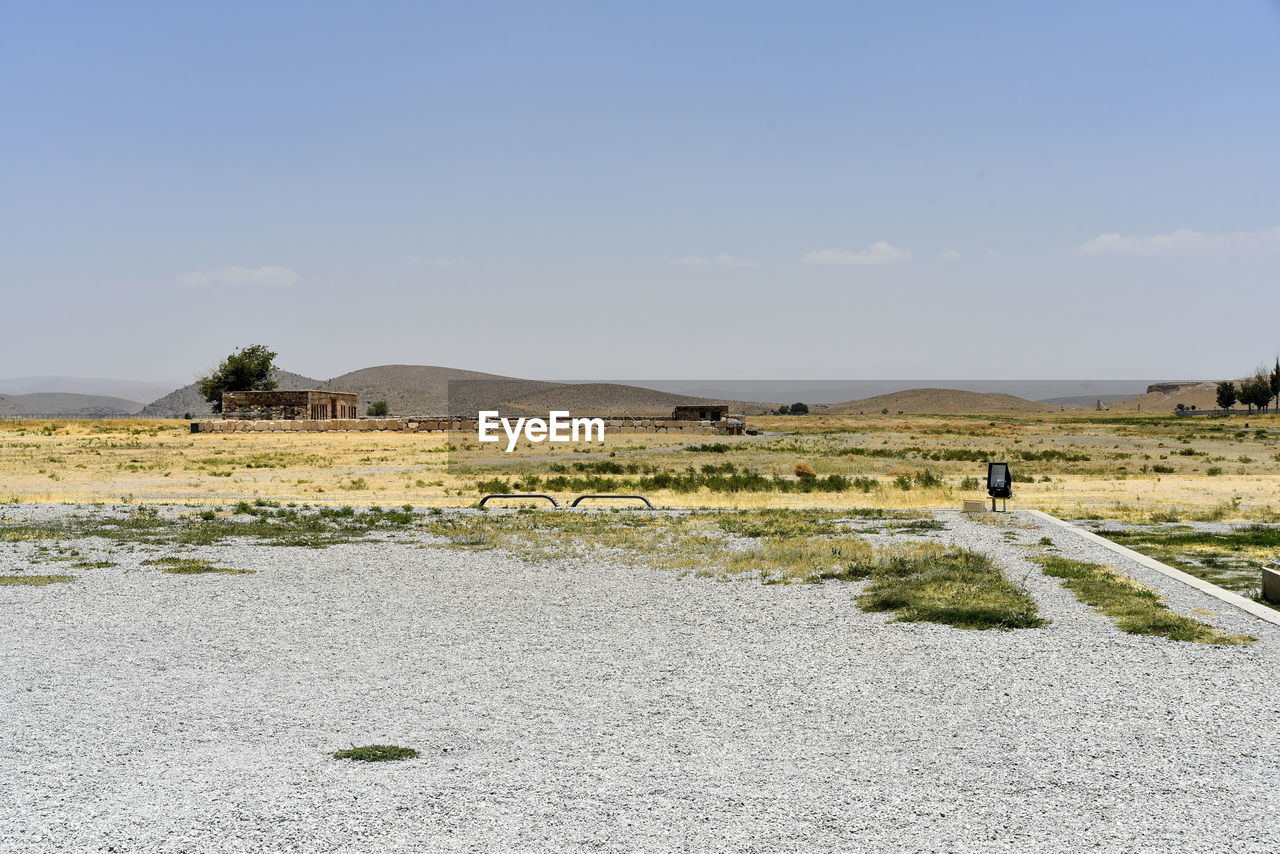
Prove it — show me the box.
[1035,555,1254,644]
[366,400,389,416]
[197,345,278,413]
[1211,358,1280,413]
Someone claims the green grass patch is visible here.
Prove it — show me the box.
[1035,555,1254,645]
[141,557,253,575]
[0,503,416,549]
[332,744,418,762]
[1092,524,1279,598]
[0,574,74,586]
[726,536,875,584]
[856,545,1047,630]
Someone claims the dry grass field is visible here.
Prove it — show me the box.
[2,412,1279,521]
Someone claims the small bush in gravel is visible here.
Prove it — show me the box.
[0,574,74,586]
[142,557,253,575]
[726,536,875,584]
[1034,556,1255,645]
[858,545,1047,630]
[333,745,418,762]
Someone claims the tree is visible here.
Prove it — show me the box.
[1271,358,1280,412]
[777,404,791,415]
[1215,381,1238,411]
[197,345,278,413]
[1239,374,1271,413]
[366,400,389,416]
[790,402,810,415]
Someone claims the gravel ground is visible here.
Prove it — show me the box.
[1,505,1278,853]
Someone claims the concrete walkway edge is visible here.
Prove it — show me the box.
[1024,509,1280,627]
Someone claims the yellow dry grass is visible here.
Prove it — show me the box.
[2,412,1279,521]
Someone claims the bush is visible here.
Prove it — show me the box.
[366,400,389,416]
[333,744,418,762]
[794,462,817,479]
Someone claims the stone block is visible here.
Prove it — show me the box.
[1262,567,1280,605]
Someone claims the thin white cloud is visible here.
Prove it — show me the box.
[177,265,300,287]
[939,249,961,260]
[672,252,758,268]
[801,241,909,266]
[1076,226,1280,257]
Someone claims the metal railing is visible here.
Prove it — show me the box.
[478,494,561,508]
[569,494,655,508]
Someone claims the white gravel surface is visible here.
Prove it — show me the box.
[1,505,1278,853]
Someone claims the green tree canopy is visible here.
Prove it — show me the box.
[1215,381,1237,410]
[197,345,278,413]
[1238,374,1272,412]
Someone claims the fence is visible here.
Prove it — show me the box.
[1173,408,1275,417]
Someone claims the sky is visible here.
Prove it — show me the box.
[3,1,1280,385]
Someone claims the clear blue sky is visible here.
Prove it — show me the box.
[4,1,1279,383]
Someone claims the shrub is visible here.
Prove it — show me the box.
[794,462,817,479]
[366,400,389,416]
[912,469,945,489]
[332,744,418,762]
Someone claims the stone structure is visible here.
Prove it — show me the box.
[1263,567,1280,606]
[672,404,730,422]
[221,390,359,421]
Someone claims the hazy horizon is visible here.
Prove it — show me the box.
[1,371,1166,407]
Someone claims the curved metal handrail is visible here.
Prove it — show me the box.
[569,494,655,509]
[478,493,561,508]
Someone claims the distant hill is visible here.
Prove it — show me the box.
[0,392,145,417]
[828,388,1058,415]
[140,364,765,419]
[0,376,175,403]
[1037,394,1135,409]
[319,365,562,416]
[139,370,321,418]
[1106,380,1221,412]
[497,382,732,416]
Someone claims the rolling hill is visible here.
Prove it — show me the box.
[1105,381,1222,412]
[139,370,321,418]
[827,388,1058,415]
[0,376,175,403]
[318,365,562,416]
[497,383,733,416]
[141,365,762,419]
[0,392,145,417]
[141,366,1114,419]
